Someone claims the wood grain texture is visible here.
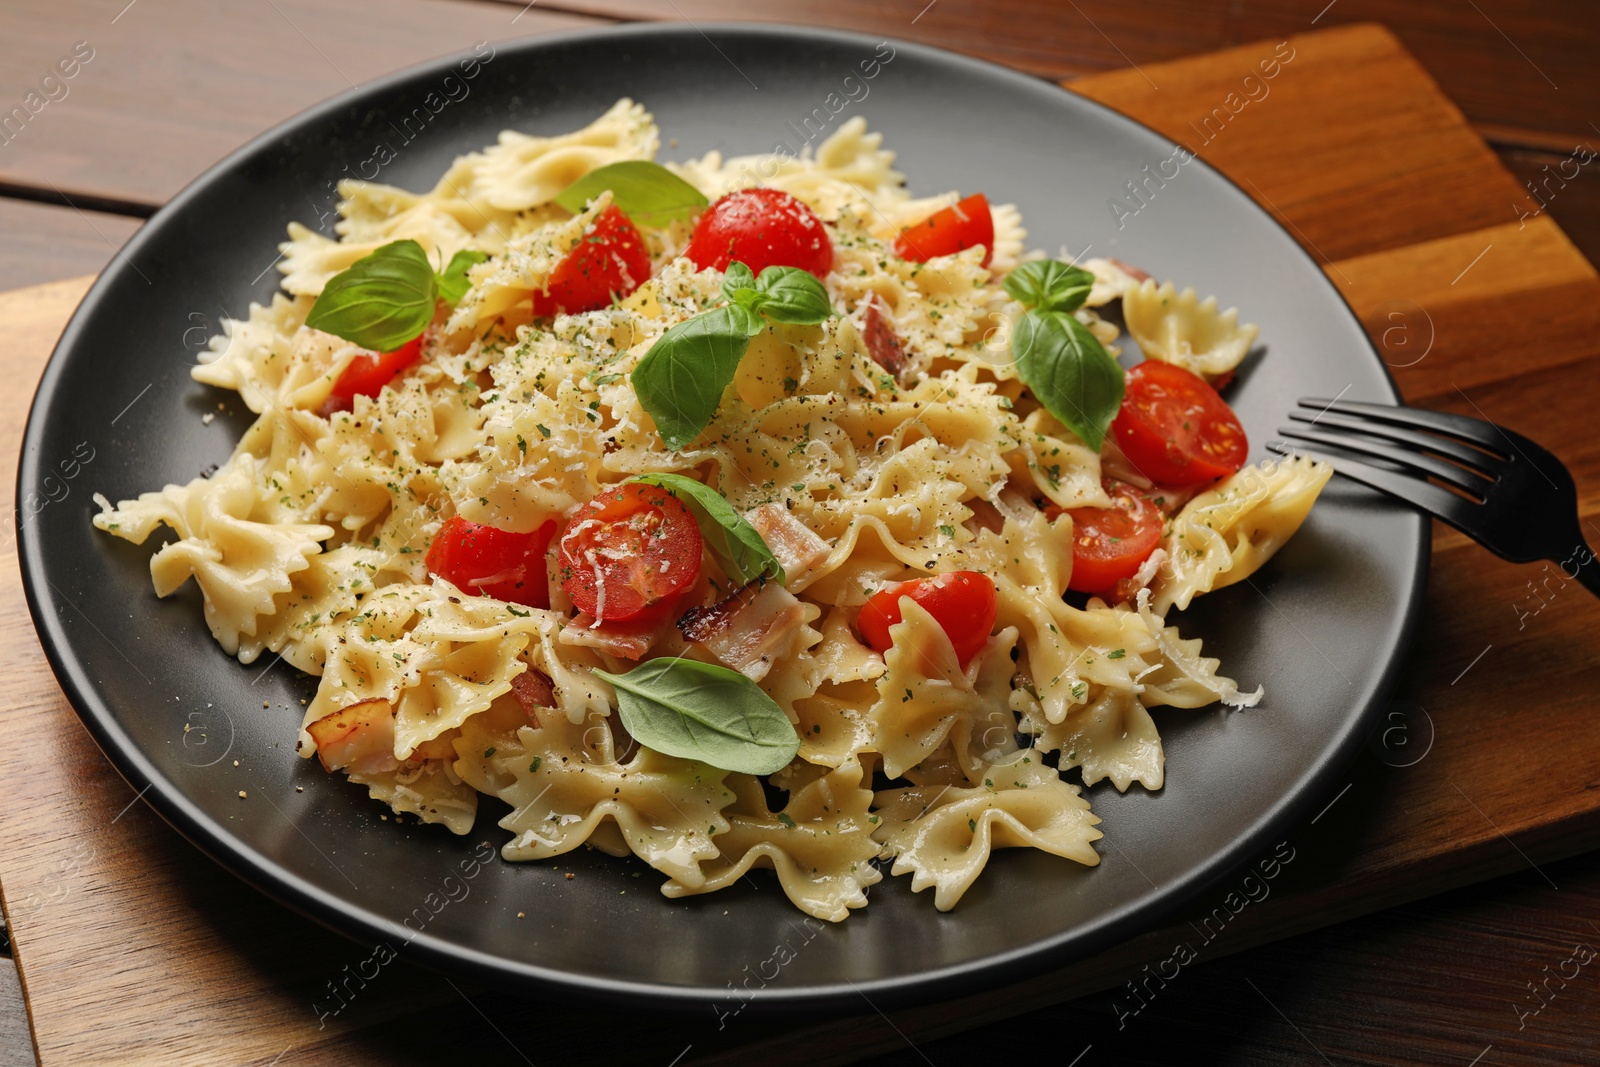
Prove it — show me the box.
[2,22,1600,1067]
[0,199,140,293]
[1067,24,1533,262]
[1499,141,1600,272]
[1328,217,1599,401]
[0,0,606,208]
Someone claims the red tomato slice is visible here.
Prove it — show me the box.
[329,335,424,404]
[685,187,834,279]
[893,193,994,269]
[856,570,998,668]
[533,204,652,315]
[1049,480,1165,599]
[1111,360,1249,485]
[557,483,703,623]
[426,515,557,608]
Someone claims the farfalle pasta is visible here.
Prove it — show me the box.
[93,100,1329,921]
[1122,278,1260,381]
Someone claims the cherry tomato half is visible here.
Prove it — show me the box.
[557,483,703,623]
[329,335,424,404]
[1111,360,1248,486]
[685,188,833,279]
[893,193,994,269]
[857,570,998,669]
[533,204,652,316]
[1047,480,1165,599]
[426,515,557,608]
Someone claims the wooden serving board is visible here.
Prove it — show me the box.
[3,23,1598,1067]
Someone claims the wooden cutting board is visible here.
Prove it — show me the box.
[3,23,1598,1067]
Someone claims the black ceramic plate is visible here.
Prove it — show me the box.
[19,24,1426,1012]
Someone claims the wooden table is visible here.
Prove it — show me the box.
[4,4,1600,1064]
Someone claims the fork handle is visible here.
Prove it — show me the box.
[1566,543,1600,600]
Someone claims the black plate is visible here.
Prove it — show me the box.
[18,24,1427,1012]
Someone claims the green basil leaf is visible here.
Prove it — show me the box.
[630,472,786,586]
[595,658,800,775]
[1003,259,1096,314]
[752,266,834,324]
[631,304,754,451]
[728,302,765,337]
[554,160,709,227]
[434,249,488,305]
[1010,309,1125,451]
[721,261,757,300]
[729,288,766,315]
[304,239,438,352]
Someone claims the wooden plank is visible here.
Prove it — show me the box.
[1067,24,1533,262]
[1329,216,1600,401]
[0,0,606,209]
[0,199,140,293]
[1498,143,1600,272]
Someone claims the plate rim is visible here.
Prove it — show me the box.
[17,20,1431,1013]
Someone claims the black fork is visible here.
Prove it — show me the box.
[1270,398,1600,597]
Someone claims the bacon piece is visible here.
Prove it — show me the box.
[510,668,556,726]
[678,582,760,643]
[559,613,666,661]
[1108,258,1153,283]
[859,295,907,377]
[306,698,398,774]
[746,503,831,586]
[678,580,806,682]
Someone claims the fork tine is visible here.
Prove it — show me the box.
[1287,410,1500,473]
[1278,423,1496,497]
[1268,442,1477,528]
[1297,398,1509,456]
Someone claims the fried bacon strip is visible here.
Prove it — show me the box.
[678,580,806,681]
[746,503,830,586]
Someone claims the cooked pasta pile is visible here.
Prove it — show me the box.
[94,100,1330,920]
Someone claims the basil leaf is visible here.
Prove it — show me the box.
[630,472,786,586]
[729,288,766,314]
[631,304,755,450]
[728,303,765,337]
[1010,309,1125,451]
[721,261,757,299]
[305,239,438,352]
[596,658,800,775]
[752,266,834,324]
[1004,259,1095,314]
[435,249,488,305]
[554,160,709,227]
